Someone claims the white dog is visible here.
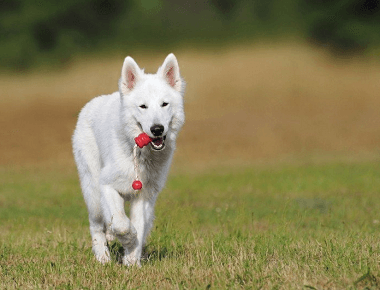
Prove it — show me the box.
[72,54,185,266]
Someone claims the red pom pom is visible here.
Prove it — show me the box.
[134,133,152,148]
[132,180,142,190]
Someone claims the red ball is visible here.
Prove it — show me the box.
[134,133,152,148]
[132,180,143,190]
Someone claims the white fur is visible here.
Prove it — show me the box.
[72,54,185,266]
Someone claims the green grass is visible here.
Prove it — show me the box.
[1,161,380,289]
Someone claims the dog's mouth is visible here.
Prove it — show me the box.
[150,136,166,151]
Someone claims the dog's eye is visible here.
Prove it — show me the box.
[139,104,147,109]
[161,102,169,107]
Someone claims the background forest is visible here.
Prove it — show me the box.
[1,0,380,70]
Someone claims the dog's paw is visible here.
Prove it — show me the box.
[117,226,138,250]
[122,254,141,267]
[105,229,116,242]
[95,249,111,264]
[93,240,111,264]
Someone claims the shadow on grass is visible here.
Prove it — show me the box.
[143,246,171,263]
[108,241,124,264]
[107,241,172,265]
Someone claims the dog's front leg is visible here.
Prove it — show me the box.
[124,195,156,267]
[100,185,137,262]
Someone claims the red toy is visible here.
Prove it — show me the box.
[132,180,143,190]
[132,133,152,191]
[134,133,152,148]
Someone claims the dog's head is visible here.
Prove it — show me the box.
[119,54,185,151]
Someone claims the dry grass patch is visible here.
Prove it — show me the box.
[1,42,380,167]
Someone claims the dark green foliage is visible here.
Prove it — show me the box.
[0,0,131,70]
[302,0,380,54]
[211,0,239,16]
[1,0,380,70]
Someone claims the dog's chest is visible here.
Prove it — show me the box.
[137,151,171,191]
[109,149,172,198]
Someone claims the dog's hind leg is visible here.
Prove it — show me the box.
[89,220,111,264]
[82,177,111,264]
[80,181,111,263]
[74,149,111,264]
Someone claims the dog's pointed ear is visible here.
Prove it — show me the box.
[158,53,183,92]
[120,56,141,95]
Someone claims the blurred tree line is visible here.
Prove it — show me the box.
[1,0,379,70]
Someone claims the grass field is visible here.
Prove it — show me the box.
[1,42,380,289]
[1,162,380,289]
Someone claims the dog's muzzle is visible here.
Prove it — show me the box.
[150,136,166,151]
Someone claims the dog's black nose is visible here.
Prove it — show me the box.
[150,124,164,137]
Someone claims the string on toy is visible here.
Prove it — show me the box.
[133,144,139,180]
[132,133,152,191]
